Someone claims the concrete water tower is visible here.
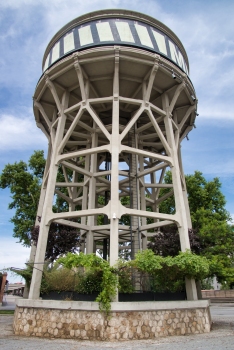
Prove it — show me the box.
[29,9,199,301]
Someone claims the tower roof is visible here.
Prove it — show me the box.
[42,9,189,75]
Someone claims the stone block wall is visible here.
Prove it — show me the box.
[13,300,211,340]
[202,289,234,299]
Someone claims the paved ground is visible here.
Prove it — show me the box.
[0,295,21,310]
[1,298,234,349]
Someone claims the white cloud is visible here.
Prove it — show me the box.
[0,112,47,151]
[184,155,234,178]
[197,103,234,120]
[156,5,234,122]
[0,236,30,283]
[1,0,233,121]
[0,0,234,119]
[202,160,234,176]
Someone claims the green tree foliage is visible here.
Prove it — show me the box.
[148,227,201,257]
[159,171,230,221]
[133,249,210,280]
[0,151,45,246]
[31,220,81,262]
[0,151,81,261]
[151,171,234,284]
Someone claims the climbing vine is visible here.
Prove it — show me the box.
[58,253,118,313]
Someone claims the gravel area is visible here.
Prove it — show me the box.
[0,310,234,350]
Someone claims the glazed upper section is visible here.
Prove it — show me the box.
[43,9,189,74]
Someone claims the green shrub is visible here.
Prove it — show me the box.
[42,266,78,294]
[117,260,134,293]
[58,252,118,313]
[10,249,211,313]
[10,265,33,289]
[75,270,103,294]
[200,278,214,290]
[131,250,210,293]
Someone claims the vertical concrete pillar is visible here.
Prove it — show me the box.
[139,151,147,250]
[130,130,141,258]
[109,97,120,301]
[29,97,67,299]
[86,126,98,254]
[109,48,120,301]
[178,146,192,228]
[80,147,91,253]
[163,94,197,301]
[178,147,202,299]
[24,142,52,298]
[109,52,120,270]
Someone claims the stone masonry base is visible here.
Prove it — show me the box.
[13,299,211,340]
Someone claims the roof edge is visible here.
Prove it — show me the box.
[42,9,189,71]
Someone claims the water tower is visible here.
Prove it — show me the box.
[29,9,198,301]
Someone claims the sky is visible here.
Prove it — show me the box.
[0,0,233,283]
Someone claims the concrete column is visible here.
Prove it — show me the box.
[24,179,47,298]
[109,89,120,302]
[29,107,67,299]
[80,147,91,253]
[150,159,161,230]
[24,141,52,298]
[185,277,198,300]
[28,142,52,257]
[69,161,79,212]
[86,126,98,254]
[139,152,147,250]
[178,146,192,228]
[109,50,120,277]
[130,130,141,258]
[163,94,197,301]
[178,146,202,299]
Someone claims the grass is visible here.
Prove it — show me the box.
[0,310,14,315]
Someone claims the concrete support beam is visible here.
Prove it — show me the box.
[29,92,68,300]
[109,50,120,269]
[163,93,197,301]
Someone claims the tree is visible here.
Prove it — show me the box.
[1,152,233,283]
[150,171,234,284]
[148,227,201,257]
[31,219,81,262]
[159,171,230,222]
[0,151,81,261]
[0,151,45,246]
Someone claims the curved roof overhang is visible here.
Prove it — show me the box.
[42,9,189,75]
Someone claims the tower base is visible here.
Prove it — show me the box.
[13,299,211,340]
